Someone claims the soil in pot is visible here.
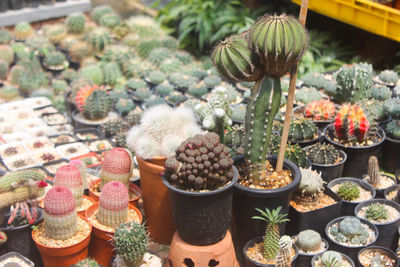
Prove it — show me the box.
[355,199,400,250]
[113,252,162,267]
[358,246,398,267]
[328,178,376,216]
[324,124,385,178]
[311,250,355,267]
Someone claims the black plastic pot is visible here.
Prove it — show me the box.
[357,246,399,267]
[311,251,355,267]
[324,124,385,178]
[0,1,8,12]
[8,0,24,10]
[382,135,400,173]
[364,174,397,199]
[162,167,238,246]
[293,105,334,132]
[327,177,376,216]
[304,146,347,182]
[232,155,301,254]
[0,208,44,267]
[378,114,392,130]
[325,216,378,261]
[293,236,329,267]
[355,199,400,251]
[287,186,343,237]
[243,236,299,267]
[289,129,322,148]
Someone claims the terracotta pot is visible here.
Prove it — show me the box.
[32,215,92,267]
[88,179,141,207]
[146,156,167,166]
[137,156,175,244]
[85,203,142,267]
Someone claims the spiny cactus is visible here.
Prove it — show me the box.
[269,135,309,168]
[203,75,221,88]
[0,29,12,44]
[304,99,336,121]
[100,147,133,189]
[114,222,148,267]
[125,15,163,38]
[160,58,182,74]
[379,69,399,85]
[213,85,240,104]
[61,68,79,82]
[54,165,83,207]
[0,85,19,101]
[102,62,122,87]
[72,258,101,267]
[114,132,128,148]
[147,47,170,65]
[366,203,388,221]
[296,229,322,252]
[384,98,400,120]
[70,159,88,190]
[370,85,391,101]
[145,95,167,109]
[306,143,340,165]
[297,168,325,198]
[295,87,322,104]
[188,83,208,98]
[115,98,135,115]
[147,70,166,85]
[0,59,8,80]
[69,41,92,63]
[0,44,14,65]
[75,84,98,112]
[386,120,400,140]
[99,13,121,29]
[66,13,86,34]
[329,217,370,245]
[97,181,129,228]
[165,132,234,190]
[288,119,318,141]
[337,182,360,201]
[155,82,174,96]
[52,79,68,94]
[252,207,290,260]
[83,89,112,120]
[125,78,147,91]
[14,22,33,41]
[44,51,66,68]
[126,108,143,127]
[276,235,292,267]
[169,73,198,90]
[367,156,381,187]
[358,99,386,122]
[334,104,371,144]
[134,87,151,101]
[101,118,129,137]
[174,50,192,64]
[44,186,77,240]
[80,65,104,85]
[89,28,112,52]
[43,24,67,44]
[91,5,114,23]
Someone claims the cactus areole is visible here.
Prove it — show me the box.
[212,14,308,184]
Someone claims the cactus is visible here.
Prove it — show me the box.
[43,24,67,44]
[166,91,185,104]
[188,83,208,98]
[91,5,114,23]
[69,41,92,63]
[17,56,49,95]
[44,51,66,68]
[126,108,143,127]
[73,258,101,267]
[334,104,371,144]
[320,251,343,267]
[335,63,374,103]
[160,58,182,74]
[101,118,129,137]
[165,133,234,190]
[296,229,322,252]
[147,70,166,85]
[384,98,400,120]
[44,186,77,240]
[304,99,336,120]
[66,12,86,34]
[366,203,388,221]
[75,84,99,112]
[99,13,121,29]
[386,120,400,140]
[301,73,329,88]
[269,136,309,168]
[114,132,127,148]
[358,99,386,123]
[213,85,240,104]
[148,47,170,65]
[252,207,290,260]
[115,98,135,115]
[174,50,192,64]
[9,65,23,85]
[231,104,246,123]
[288,119,318,141]
[329,217,370,245]
[155,82,174,96]
[113,222,148,267]
[0,59,8,80]
[89,28,112,52]
[54,165,83,207]
[61,68,78,82]
[297,168,325,198]
[100,148,133,188]
[80,65,104,85]
[83,89,112,120]
[0,85,19,101]
[125,78,147,91]
[126,15,163,38]
[0,29,12,44]
[97,181,129,228]
[52,79,68,94]
[110,90,129,104]
[337,182,360,201]
[367,156,381,187]
[295,87,322,104]
[203,75,221,88]
[276,235,292,267]
[378,69,398,85]
[306,143,340,165]
[144,95,166,109]
[185,67,207,80]
[70,160,88,190]
[0,44,14,65]
[370,85,391,101]
[102,62,122,87]
[14,22,33,41]
[122,59,151,78]
[169,73,198,90]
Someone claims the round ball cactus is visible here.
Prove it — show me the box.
[0,44,14,65]
[54,165,83,207]
[0,59,8,80]
[44,186,77,240]
[91,5,114,23]
[305,143,340,165]
[66,12,86,34]
[298,168,325,196]
[296,229,322,252]
[89,28,112,52]
[97,181,129,228]
[288,119,318,141]
[100,147,133,188]
[83,90,112,120]
[337,181,360,201]
[14,22,33,41]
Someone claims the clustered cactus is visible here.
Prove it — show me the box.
[306,143,341,165]
[337,182,360,201]
[288,119,318,141]
[365,203,388,221]
[329,217,370,245]
[304,99,336,120]
[164,132,234,190]
[296,229,322,253]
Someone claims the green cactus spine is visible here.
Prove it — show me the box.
[337,182,360,201]
[80,64,104,85]
[276,235,292,267]
[91,5,114,23]
[44,51,66,68]
[83,90,112,120]
[114,222,148,267]
[99,13,121,29]
[66,13,86,34]
[102,62,122,87]
[305,143,340,165]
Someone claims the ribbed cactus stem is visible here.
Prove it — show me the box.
[244,76,281,182]
[54,165,83,207]
[44,186,77,240]
[368,156,381,187]
[70,160,88,189]
[97,181,129,228]
[0,170,46,193]
[100,148,133,189]
[276,235,292,267]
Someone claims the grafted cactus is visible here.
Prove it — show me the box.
[334,104,370,144]
[54,165,83,207]
[100,147,133,188]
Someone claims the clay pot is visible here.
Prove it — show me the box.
[85,203,142,267]
[146,156,167,166]
[137,156,175,244]
[32,215,92,267]
[88,179,141,207]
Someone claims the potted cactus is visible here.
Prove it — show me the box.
[287,168,342,236]
[32,186,93,267]
[324,104,386,178]
[355,199,400,250]
[375,69,399,88]
[287,118,320,147]
[162,132,238,245]
[72,258,102,267]
[243,207,298,266]
[357,246,398,267]
[382,98,400,172]
[292,230,329,267]
[304,143,347,182]
[211,12,307,251]
[293,99,337,131]
[311,250,355,267]
[362,156,396,198]
[113,221,162,267]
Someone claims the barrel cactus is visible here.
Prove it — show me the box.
[44,51,66,68]
[44,186,77,240]
[147,70,166,85]
[99,13,121,29]
[296,229,322,252]
[102,62,122,87]
[306,143,341,165]
[115,98,135,115]
[14,22,33,41]
[83,90,112,120]
[89,28,112,52]
[337,182,360,201]
[97,181,129,228]
[91,5,114,23]
[69,41,92,63]
[54,165,83,207]
[0,59,8,80]
[100,147,133,188]
[66,13,86,34]
[288,119,318,141]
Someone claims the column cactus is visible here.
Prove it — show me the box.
[276,235,293,267]
[368,156,381,187]
[54,165,83,207]
[44,186,77,240]
[97,181,129,228]
[211,14,308,183]
[70,159,88,189]
[100,147,133,189]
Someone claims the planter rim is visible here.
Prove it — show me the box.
[292,104,336,123]
[378,114,392,125]
[71,109,119,126]
[323,124,386,150]
[327,177,376,203]
[357,245,398,267]
[384,184,400,200]
[88,179,142,205]
[354,198,400,226]
[311,251,355,267]
[304,147,347,168]
[292,235,329,257]
[243,236,299,266]
[162,166,238,197]
[0,208,44,231]
[325,216,379,249]
[384,134,400,144]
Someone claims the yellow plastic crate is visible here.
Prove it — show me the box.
[292,0,400,42]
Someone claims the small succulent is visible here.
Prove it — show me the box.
[14,22,33,41]
[155,82,174,96]
[125,78,147,91]
[115,98,135,115]
[319,251,343,267]
[166,91,186,104]
[337,182,360,201]
[99,13,121,29]
[386,120,400,140]
[306,143,340,165]
[188,83,208,98]
[160,58,182,74]
[378,69,399,85]
[134,87,151,101]
[296,229,322,252]
[329,217,370,245]
[0,29,12,44]
[365,203,388,221]
[91,5,114,23]
[203,75,222,88]
[370,85,391,101]
[44,51,66,67]
[147,70,166,85]
[144,95,166,109]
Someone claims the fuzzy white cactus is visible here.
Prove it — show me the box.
[126,104,202,160]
